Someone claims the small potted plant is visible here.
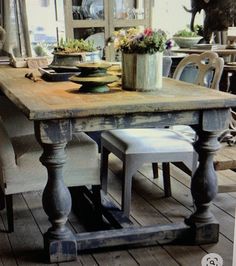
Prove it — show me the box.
[51,38,100,68]
[172,26,202,48]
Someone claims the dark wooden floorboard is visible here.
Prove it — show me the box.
[108,153,235,266]
[107,159,208,266]
[0,213,17,266]
[2,194,54,266]
[23,191,98,266]
[105,170,180,265]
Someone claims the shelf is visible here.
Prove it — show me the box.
[64,0,152,61]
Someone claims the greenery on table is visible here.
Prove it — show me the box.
[174,25,201,37]
[54,38,96,53]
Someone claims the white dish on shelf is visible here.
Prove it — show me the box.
[81,0,93,18]
[89,0,103,19]
[226,62,236,66]
[82,0,104,19]
[192,44,214,49]
[85,32,105,50]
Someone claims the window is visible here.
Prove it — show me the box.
[26,0,65,56]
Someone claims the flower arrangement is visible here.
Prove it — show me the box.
[113,27,172,54]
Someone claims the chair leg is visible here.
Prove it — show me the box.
[0,187,5,210]
[6,195,14,233]
[100,145,110,194]
[162,162,172,197]
[152,163,159,179]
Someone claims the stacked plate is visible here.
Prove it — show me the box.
[69,62,119,93]
[81,0,104,19]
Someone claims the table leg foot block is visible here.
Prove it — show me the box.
[44,234,77,263]
[194,222,219,244]
[187,222,219,245]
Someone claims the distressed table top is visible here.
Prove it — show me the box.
[0,66,235,121]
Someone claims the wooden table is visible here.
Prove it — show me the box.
[0,66,236,263]
[171,48,236,57]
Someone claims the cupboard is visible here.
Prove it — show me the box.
[63,0,153,60]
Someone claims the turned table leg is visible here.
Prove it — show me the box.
[185,130,220,243]
[40,142,77,262]
[35,120,76,263]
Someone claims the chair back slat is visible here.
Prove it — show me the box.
[173,51,224,90]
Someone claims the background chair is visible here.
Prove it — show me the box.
[163,56,172,77]
[100,51,224,217]
[0,96,100,232]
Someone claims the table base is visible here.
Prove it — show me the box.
[44,187,219,263]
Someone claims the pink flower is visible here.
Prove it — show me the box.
[144,28,153,36]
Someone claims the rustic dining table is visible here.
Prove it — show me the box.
[0,66,236,263]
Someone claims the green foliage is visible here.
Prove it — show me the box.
[54,38,96,53]
[174,25,200,37]
[33,44,47,56]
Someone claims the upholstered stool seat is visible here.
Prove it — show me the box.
[101,129,194,156]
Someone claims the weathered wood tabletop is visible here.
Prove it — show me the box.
[0,67,235,120]
[0,66,236,263]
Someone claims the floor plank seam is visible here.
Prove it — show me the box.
[137,170,195,215]
[108,167,175,224]
[22,192,45,236]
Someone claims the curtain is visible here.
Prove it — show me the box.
[3,0,31,57]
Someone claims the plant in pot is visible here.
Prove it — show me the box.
[33,43,48,57]
[172,26,202,48]
[113,27,171,91]
[50,38,101,70]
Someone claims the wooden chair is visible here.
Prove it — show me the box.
[0,96,100,232]
[100,51,224,217]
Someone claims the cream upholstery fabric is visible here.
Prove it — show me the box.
[0,96,100,195]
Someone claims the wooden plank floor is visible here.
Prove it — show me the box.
[0,145,236,265]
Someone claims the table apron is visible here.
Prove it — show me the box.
[34,108,230,144]
[72,110,200,132]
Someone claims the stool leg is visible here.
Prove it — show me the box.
[100,145,110,194]
[6,195,13,233]
[152,163,159,179]
[122,159,138,218]
[162,162,172,197]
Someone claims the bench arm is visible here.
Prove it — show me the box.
[0,118,16,169]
